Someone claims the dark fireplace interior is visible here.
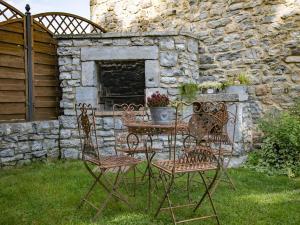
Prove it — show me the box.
[98,60,145,111]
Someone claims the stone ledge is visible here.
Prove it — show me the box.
[197,93,240,102]
[55,30,200,40]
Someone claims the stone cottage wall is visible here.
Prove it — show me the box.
[91,0,300,139]
[0,120,60,167]
[56,32,200,158]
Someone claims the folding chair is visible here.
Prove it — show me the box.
[153,101,222,225]
[75,103,141,219]
[192,101,238,192]
[113,104,159,183]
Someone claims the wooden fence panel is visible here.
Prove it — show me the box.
[32,22,60,120]
[0,20,26,122]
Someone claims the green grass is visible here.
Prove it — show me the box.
[0,160,299,225]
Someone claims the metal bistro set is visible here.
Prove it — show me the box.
[75,101,238,225]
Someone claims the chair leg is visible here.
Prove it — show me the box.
[194,171,220,225]
[77,171,103,209]
[187,173,191,202]
[98,168,133,207]
[223,166,236,190]
[163,173,177,225]
[155,172,174,218]
[93,168,123,220]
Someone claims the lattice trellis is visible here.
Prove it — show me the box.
[33,12,106,35]
[0,0,24,23]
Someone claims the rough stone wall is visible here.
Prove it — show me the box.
[0,120,60,167]
[57,33,200,158]
[91,0,300,121]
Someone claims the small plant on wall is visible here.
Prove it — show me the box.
[178,82,198,101]
[198,81,223,94]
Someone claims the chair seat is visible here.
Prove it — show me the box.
[116,147,159,154]
[86,155,141,169]
[206,133,232,144]
[183,145,232,157]
[152,159,217,174]
[211,148,233,157]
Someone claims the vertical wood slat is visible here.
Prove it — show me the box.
[0,19,27,122]
[32,21,60,121]
[0,5,61,122]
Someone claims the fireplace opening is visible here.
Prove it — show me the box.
[98,60,145,111]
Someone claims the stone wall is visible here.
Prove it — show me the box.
[56,32,253,160]
[0,120,60,167]
[56,32,199,158]
[91,0,300,129]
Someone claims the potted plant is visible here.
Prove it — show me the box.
[178,82,199,102]
[198,81,223,94]
[225,73,251,101]
[147,91,172,124]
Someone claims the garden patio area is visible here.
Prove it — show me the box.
[0,161,299,225]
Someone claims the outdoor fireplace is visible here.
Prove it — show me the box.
[98,60,145,111]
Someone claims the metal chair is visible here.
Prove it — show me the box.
[75,103,141,219]
[153,101,221,225]
[113,104,159,178]
[191,101,238,192]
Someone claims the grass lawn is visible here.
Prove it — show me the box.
[0,160,299,225]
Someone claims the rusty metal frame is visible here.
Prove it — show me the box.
[75,103,141,219]
[152,101,222,225]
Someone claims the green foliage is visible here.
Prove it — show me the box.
[224,73,251,87]
[0,161,300,225]
[178,82,198,101]
[246,102,300,177]
[290,98,300,118]
[237,73,251,85]
[198,81,223,91]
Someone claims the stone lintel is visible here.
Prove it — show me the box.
[81,46,159,61]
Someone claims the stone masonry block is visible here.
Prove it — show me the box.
[81,46,159,61]
[76,87,98,107]
[145,60,160,88]
[82,61,97,86]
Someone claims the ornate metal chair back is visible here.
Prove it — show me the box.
[172,102,221,170]
[75,103,100,161]
[193,101,238,154]
[112,104,146,153]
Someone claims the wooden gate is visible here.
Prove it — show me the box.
[32,22,60,120]
[0,0,105,122]
[0,2,27,121]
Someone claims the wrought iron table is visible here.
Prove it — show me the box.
[124,121,188,209]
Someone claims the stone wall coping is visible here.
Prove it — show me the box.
[198,93,240,102]
[55,30,200,40]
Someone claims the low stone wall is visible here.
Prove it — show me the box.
[0,120,60,167]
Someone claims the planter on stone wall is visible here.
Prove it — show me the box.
[150,107,173,125]
[201,88,220,94]
[225,85,248,101]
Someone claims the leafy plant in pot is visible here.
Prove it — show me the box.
[225,73,251,100]
[147,91,172,124]
[178,82,199,102]
[198,81,223,94]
